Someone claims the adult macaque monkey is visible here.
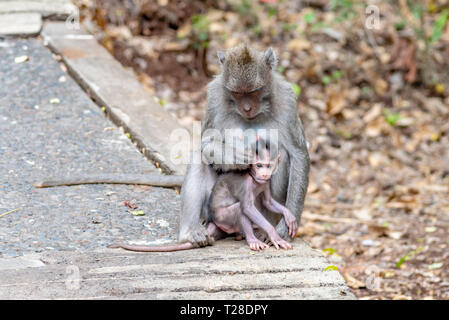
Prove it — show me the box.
[180,44,309,247]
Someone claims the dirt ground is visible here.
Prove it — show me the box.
[73,0,449,299]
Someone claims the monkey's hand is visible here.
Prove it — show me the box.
[204,137,253,172]
[275,219,293,241]
[180,225,212,247]
[282,209,298,239]
[253,226,292,250]
[225,137,254,169]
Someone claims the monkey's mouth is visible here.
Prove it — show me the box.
[244,114,258,121]
[254,177,270,184]
[239,109,259,120]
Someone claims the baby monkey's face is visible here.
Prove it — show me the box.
[250,153,280,184]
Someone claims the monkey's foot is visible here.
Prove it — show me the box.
[234,234,244,241]
[180,225,211,247]
[267,236,293,250]
[247,239,269,251]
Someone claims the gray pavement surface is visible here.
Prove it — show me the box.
[0,38,180,257]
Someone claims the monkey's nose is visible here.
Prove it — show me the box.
[243,105,251,112]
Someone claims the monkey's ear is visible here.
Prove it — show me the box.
[277,153,281,164]
[264,47,277,70]
[217,51,226,65]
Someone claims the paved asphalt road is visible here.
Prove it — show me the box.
[0,38,180,257]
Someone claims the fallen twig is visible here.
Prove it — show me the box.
[0,208,21,218]
[302,212,365,224]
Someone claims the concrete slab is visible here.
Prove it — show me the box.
[41,22,188,175]
[0,13,42,36]
[0,256,45,271]
[0,0,76,19]
[0,239,355,299]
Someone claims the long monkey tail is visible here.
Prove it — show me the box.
[33,173,184,188]
[108,242,196,252]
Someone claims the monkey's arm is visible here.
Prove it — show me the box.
[278,143,309,239]
[262,187,297,238]
[33,173,184,188]
[240,192,291,250]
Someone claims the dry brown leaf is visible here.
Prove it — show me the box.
[344,273,366,289]
[287,38,311,52]
[326,85,347,115]
[374,78,388,95]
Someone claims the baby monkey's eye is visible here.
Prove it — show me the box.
[256,163,263,168]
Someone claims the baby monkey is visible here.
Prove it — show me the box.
[110,141,297,252]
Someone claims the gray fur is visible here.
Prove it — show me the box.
[179,44,310,244]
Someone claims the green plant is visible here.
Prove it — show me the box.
[332,70,343,80]
[329,0,357,22]
[383,110,403,127]
[430,9,449,43]
[322,70,344,85]
[231,0,260,27]
[266,5,277,18]
[400,1,449,51]
[191,14,210,49]
[251,23,262,37]
[322,75,331,85]
[234,0,253,17]
[395,20,406,30]
[304,12,316,24]
[396,247,423,268]
[291,83,301,97]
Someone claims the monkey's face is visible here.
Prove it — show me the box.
[250,154,280,184]
[229,88,266,120]
[220,44,275,120]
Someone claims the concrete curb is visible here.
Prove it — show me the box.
[0,13,42,37]
[42,22,187,175]
[0,0,76,19]
[0,239,356,299]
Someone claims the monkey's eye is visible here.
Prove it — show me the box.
[256,163,263,168]
[267,164,271,168]
[262,95,271,102]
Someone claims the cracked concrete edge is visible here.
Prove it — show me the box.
[0,0,77,20]
[41,22,187,175]
[0,13,43,37]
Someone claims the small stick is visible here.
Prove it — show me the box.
[0,208,21,218]
[302,212,362,224]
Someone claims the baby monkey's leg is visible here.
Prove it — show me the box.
[239,214,269,251]
[206,222,227,243]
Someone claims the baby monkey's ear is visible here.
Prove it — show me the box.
[277,153,281,164]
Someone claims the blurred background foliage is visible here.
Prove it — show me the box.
[73,0,448,300]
